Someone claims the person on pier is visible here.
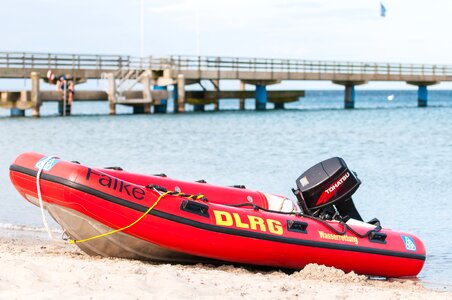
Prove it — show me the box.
[67,80,74,106]
[47,70,74,115]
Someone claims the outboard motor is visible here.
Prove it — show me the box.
[293,157,363,221]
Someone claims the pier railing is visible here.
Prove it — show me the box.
[0,52,166,71]
[1,51,452,77]
[169,56,452,76]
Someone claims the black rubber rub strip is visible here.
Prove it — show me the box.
[10,164,426,261]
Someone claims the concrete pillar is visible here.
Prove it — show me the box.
[173,84,178,113]
[274,102,285,109]
[10,108,25,117]
[344,84,355,109]
[333,80,366,109]
[153,85,167,113]
[255,84,267,110]
[163,69,172,80]
[193,104,205,112]
[418,85,428,107]
[174,74,185,113]
[107,73,116,115]
[212,79,220,111]
[133,105,146,114]
[31,72,41,117]
[141,72,152,114]
[239,81,245,110]
[406,81,437,107]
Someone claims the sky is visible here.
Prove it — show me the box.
[1,0,452,89]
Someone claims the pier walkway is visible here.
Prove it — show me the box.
[1,52,451,116]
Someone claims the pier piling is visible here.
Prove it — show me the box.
[193,104,205,112]
[418,85,428,107]
[141,72,152,114]
[10,108,25,117]
[133,106,146,114]
[153,85,168,113]
[212,79,220,111]
[107,73,116,115]
[239,81,245,110]
[333,81,366,109]
[31,72,41,117]
[407,81,438,107]
[174,74,185,113]
[274,102,285,109]
[255,85,267,110]
[344,84,355,109]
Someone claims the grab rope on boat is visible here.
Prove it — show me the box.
[145,184,209,202]
[69,185,207,244]
[36,155,65,242]
[69,190,170,244]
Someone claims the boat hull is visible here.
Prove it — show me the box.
[9,153,426,277]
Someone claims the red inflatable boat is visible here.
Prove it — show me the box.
[9,152,426,277]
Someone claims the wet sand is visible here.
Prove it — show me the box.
[0,228,451,300]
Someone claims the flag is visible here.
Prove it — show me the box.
[380,2,386,17]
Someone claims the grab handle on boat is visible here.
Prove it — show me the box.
[104,166,123,171]
[287,220,308,234]
[368,231,387,244]
[230,185,246,189]
[180,200,210,218]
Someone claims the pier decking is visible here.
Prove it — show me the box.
[1,52,451,116]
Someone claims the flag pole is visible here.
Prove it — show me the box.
[140,0,145,57]
[195,0,200,56]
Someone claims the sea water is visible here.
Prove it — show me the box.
[0,90,451,288]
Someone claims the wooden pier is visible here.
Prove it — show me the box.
[1,52,451,116]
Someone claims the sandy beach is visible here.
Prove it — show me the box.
[0,228,450,300]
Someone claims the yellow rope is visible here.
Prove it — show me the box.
[70,191,171,244]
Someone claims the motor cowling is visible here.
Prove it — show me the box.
[295,157,363,221]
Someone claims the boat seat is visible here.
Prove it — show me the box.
[264,193,301,213]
